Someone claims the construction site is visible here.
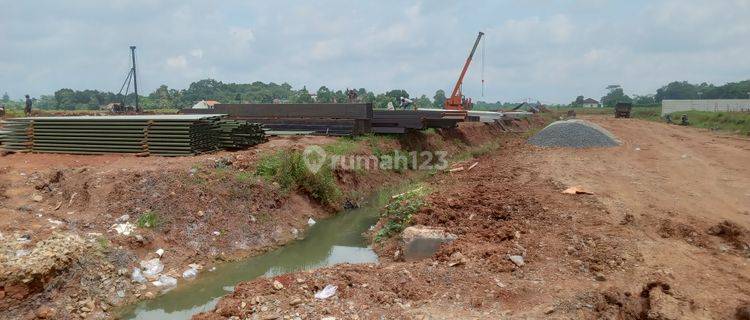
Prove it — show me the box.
[2,4,750,320]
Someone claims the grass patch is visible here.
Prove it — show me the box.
[234,171,253,182]
[375,185,429,242]
[323,138,359,155]
[137,211,161,229]
[255,150,341,206]
[665,110,750,135]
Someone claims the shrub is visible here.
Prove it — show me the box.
[255,150,341,206]
[137,211,161,229]
[375,186,428,241]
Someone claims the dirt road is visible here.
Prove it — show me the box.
[535,116,750,318]
[198,117,749,319]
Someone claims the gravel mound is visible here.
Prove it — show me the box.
[528,119,620,148]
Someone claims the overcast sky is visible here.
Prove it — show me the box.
[1,0,749,103]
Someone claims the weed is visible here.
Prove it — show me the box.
[375,185,429,241]
[137,211,161,229]
[323,138,359,155]
[255,150,341,206]
[96,237,110,251]
[234,171,253,183]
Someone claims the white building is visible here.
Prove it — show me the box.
[661,99,750,115]
[581,98,600,108]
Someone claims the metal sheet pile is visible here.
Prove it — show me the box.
[0,114,266,156]
[371,109,467,134]
[182,103,372,136]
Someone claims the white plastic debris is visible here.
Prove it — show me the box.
[182,267,198,280]
[314,284,338,299]
[155,248,165,257]
[212,231,221,236]
[140,258,164,277]
[113,222,135,236]
[307,217,316,226]
[153,275,177,290]
[131,268,147,284]
[509,255,525,267]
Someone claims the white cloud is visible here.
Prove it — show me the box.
[166,55,188,69]
[189,49,203,59]
[229,27,255,44]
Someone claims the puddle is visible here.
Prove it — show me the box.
[120,189,396,319]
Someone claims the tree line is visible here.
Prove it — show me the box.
[572,79,750,108]
[0,79,454,111]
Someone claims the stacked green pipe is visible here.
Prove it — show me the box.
[0,115,265,156]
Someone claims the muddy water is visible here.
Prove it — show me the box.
[120,189,395,319]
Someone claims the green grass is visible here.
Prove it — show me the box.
[551,105,749,136]
[667,111,750,135]
[375,185,429,242]
[255,150,341,206]
[137,211,161,229]
[323,138,359,155]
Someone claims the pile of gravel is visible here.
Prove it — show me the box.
[528,119,620,148]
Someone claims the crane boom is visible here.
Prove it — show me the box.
[445,31,484,110]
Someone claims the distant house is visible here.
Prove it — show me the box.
[582,98,600,108]
[192,100,220,109]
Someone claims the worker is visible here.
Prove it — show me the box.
[24,94,32,116]
[398,97,413,110]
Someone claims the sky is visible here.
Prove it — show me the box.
[1,0,749,104]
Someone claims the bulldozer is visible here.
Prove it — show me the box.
[614,102,632,118]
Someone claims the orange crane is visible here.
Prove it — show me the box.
[445,31,484,110]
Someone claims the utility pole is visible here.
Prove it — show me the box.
[130,46,140,112]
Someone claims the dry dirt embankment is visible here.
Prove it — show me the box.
[0,122,505,319]
[197,117,749,320]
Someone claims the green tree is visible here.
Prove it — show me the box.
[601,85,632,107]
[316,86,333,103]
[572,95,584,106]
[433,90,446,109]
[414,95,432,109]
[2,92,9,102]
[295,86,314,103]
[633,94,656,105]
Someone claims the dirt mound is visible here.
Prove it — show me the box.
[583,281,710,320]
[528,119,620,148]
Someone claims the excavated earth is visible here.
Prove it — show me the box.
[196,116,750,320]
[0,122,511,320]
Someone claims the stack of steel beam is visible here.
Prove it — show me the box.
[0,115,237,156]
[181,103,373,136]
[372,109,467,133]
[215,119,267,149]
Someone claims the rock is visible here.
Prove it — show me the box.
[647,287,684,320]
[155,248,165,257]
[321,317,337,320]
[272,280,284,290]
[509,255,525,267]
[35,305,56,318]
[401,226,457,261]
[116,214,130,223]
[197,210,204,217]
[308,217,316,226]
[544,306,556,314]
[448,251,467,267]
[144,292,155,299]
[289,298,303,306]
[32,195,44,202]
[594,272,606,281]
